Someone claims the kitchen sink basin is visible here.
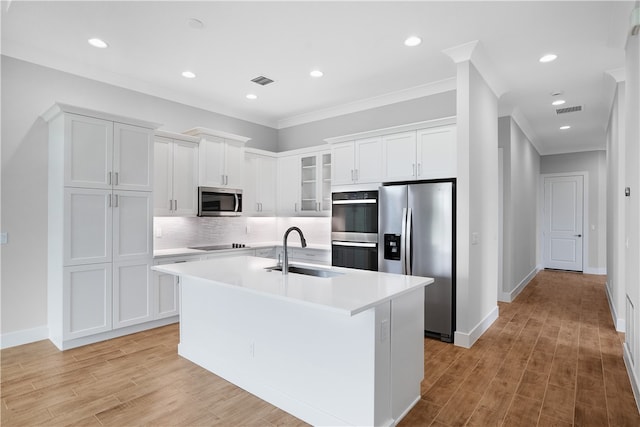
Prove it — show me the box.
[264,265,343,278]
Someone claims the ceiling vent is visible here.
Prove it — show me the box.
[556,105,583,115]
[251,76,274,86]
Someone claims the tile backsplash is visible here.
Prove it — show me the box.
[153,216,330,249]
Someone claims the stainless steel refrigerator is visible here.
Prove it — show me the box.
[379,180,455,342]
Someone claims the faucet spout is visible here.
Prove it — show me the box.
[282,227,307,275]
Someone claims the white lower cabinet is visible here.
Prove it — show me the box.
[113,260,153,328]
[152,255,202,319]
[64,263,113,340]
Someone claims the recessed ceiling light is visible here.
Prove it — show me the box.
[404,36,422,47]
[552,99,566,106]
[188,18,204,29]
[88,38,108,49]
[181,71,196,79]
[246,94,258,100]
[310,70,324,78]
[560,125,571,130]
[539,53,558,63]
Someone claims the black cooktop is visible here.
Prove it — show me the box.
[188,243,249,251]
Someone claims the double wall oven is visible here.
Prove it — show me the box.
[331,190,378,271]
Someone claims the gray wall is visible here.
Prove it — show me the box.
[498,116,540,300]
[540,150,607,271]
[0,56,277,334]
[277,91,456,151]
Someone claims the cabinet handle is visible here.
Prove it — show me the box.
[114,194,119,208]
[418,163,422,176]
[108,171,112,185]
[221,174,225,185]
[294,202,298,212]
[355,169,359,181]
[114,172,119,186]
[225,175,229,185]
[412,163,416,176]
[169,199,173,211]
[174,199,178,210]
[108,194,112,207]
[351,169,354,181]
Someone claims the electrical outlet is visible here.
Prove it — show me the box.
[155,226,162,238]
[471,232,480,245]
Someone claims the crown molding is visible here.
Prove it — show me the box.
[509,107,542,156]
[605,68,626,83]
[443,40,507,99]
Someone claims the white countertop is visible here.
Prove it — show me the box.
[152,256,433,316]
[153,242,331,259]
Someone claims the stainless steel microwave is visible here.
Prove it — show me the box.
[198,187,242,216]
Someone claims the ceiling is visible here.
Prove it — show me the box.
[1,1,634,155]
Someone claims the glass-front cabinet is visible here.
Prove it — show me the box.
[300,152,331,214]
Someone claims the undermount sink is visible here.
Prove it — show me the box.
[265,265,343,278]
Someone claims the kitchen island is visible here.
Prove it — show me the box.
[152,256,433,426]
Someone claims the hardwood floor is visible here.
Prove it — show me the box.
[1,270,639,426]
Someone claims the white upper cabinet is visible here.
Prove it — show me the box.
[113,123,154,191]
[154,132,198,216]
[277,155,301,215]
[331,138,383,185]
[245,151,277,216]
[416,125,457,180]
[184,128,250,189]
[383,132,417,181]
[63,114,153,191]
[65,114,113,189]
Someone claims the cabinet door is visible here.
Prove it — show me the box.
[244,154,259,215]
[172,141,198,216]
[355,137,383,183]
[416,126,457,179]
[64,188,112,266]
[63,263,112,340]
[113,260,153,328]
[224,141,245,188]
[383,132,417,182]
[257,155,277,214]
[277,155,301,215]
[114,123,154,191]
[331,142,355,185]
[153,137,173,216]
[300,155,318,212]
[155,271,179,319]
[319,152,332,212]
[199,136,225,187]
[113,191,152,262]
[64,114,113,189]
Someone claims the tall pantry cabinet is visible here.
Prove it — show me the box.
[44,104,163,350]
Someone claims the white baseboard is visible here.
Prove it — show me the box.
[454,305,499,349]
[499,267,539,303]
[584,267,607,275]
[623,345,640,413]
[605,282,626,332]
[1,326,49,349]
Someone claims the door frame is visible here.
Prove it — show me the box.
[539,171,589,272]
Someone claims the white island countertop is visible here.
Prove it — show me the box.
[152,255,433,316]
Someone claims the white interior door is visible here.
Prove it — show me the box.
[544,175,584,271]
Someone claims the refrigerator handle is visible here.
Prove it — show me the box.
[400,207,407,275]
[406,207,413,275]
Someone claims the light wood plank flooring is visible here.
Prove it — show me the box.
[1,270,639,426]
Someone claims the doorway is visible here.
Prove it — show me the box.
[543,174,585,272]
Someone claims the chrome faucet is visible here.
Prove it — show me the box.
[282,226,307,274]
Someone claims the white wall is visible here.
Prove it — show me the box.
[498,116,541,302]
[606,81,627,332]
[454,60,499,348]
[277,91,456,151]
[539,151,607,273]
[622,20,640,405]
[0,56,278,336]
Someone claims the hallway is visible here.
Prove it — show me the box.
[402,270,640,426]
